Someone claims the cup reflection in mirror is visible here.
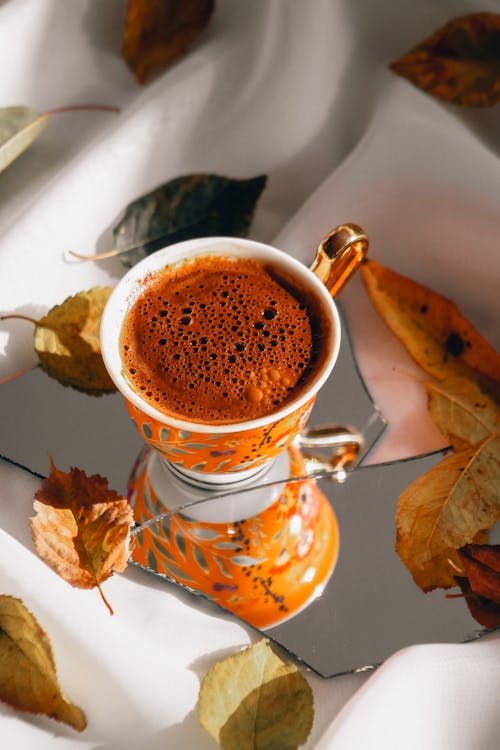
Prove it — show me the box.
[101,226,368,627]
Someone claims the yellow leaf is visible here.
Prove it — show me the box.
[427,376,500,450]
[396,433,500,590]
[0,106,48,173]
[360,259,500,399]
[0,596,86,731]
[31,459,134,614]
[35,287,116,394]
[197,639,313,750]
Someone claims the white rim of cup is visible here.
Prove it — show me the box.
[100,236,341,434]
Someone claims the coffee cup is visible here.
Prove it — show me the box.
[100,227,367,485]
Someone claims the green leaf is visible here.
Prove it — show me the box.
[197,639,314,750]
[0,106,48,173]
[113,174,267,268]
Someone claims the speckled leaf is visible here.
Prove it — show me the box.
[360,259,500,399]
[122,0,215,84]
[0,596,86,731]
[0,106,48,173]
[390,13,500,106]
[113,174,267,268]
[34,287,116,394]
[197,639,313,750]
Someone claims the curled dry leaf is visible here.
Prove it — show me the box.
[454,576,500,629]
[458,543,500,604]
[34,287,115,394]
[31,458,134,614]
[427,376,500,451]
[360,259,500,399]
[122,0,215,84]
[197,639,314,750]
[390,12,500,107]
[396,433,500,591]
[0,595,86,731]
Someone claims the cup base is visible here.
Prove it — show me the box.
[128,445,339,629]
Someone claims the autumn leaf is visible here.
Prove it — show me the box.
[31,459,134,614]
[458,543,500,603]
[1,287,116,394]
[0,106,49,173]
[360,259,500,399]
[122,0,215,84]
[453,576,500,629]
[390,13,500,107]
[396,433,500,591]
[0,596,86,731]
[427,376,500,451]
[197,639,314,750]
[71,174,267,268]
[0,105,119,174]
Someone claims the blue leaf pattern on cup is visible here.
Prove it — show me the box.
[193,546,209,572]
[231,555,267,566]
[142,423,153,438]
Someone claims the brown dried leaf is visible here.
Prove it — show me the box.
[197,639,314,750]
[35,287,116,394]
[396,433,500,591]
[390,13,500,107]
[454,576,500,629]
[360,259,500,399]
[427,375,500,450]
[122,0,215,84]
[458,543,500,603]
[31,459,134,614]
[0,596,86,731]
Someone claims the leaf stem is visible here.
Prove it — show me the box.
[43,104,120,116]
[0,313,39,325]
[0,366,36,385]
[97,583,115,616]
[68,248,122,261]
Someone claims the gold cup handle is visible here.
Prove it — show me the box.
[310,223,368,298]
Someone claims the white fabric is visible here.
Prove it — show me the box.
[1,1,499,748]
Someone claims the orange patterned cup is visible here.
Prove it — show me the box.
[101,233,364,484]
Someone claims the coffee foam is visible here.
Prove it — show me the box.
[120,255,330,424]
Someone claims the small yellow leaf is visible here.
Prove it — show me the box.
[427,376,500,450]
[197,639,314,750]
[0,596,86,731]
[0,106,48,173]
[35,287,116,394]
[396,433,500,590]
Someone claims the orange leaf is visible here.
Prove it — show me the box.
[390,13,500,107]
[360,259,500,399]
[122,0,215,84]
[31,459,134,614]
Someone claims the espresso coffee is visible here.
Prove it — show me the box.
[120,255,331,424]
